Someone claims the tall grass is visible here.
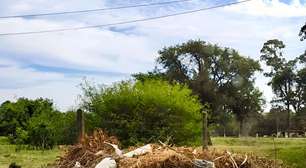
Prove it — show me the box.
[212,137,306,168]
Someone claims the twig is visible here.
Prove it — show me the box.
[213,155,226,161]
[158,140,195,165]
[158,140,177,151]
[227,151,238,168]
[240,154,248,167]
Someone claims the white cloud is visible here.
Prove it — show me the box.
[0,19,155,73]
[226,0,306,17]
[0,64,65,89]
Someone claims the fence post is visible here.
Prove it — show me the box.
[76,109,85,143]
[202,110,208,150]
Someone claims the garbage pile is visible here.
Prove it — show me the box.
[55,129,287,168]
[56,129,119,168]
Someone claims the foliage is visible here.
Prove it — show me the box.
[296,66,306,111]
[292,107,306,132]
[81,79,203,146]
[299,23,306,41]
[133,68,166,82]
[138,40,263,136]
[252,106,288,136]
[210,112,239,137]
[253,107,306,136]
[0,98,53,138]
[0,98,77,148]
[260,39,305,131]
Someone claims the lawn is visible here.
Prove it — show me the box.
[0,137,61,168]
[211,137,306,168]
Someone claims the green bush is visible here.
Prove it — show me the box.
[82,79,203,146]
[15,127,29,145]
[25,110,78,148]
[0,98,78,148]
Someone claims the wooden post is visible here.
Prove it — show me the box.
[273,137,277,168]
[76,109,85,143]
[202,111,208,150]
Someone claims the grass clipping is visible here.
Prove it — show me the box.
[55,130,287,168]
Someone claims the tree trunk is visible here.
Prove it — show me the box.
[286,103,290,137]
[208,131,212,145]
[239,119,244,137]
[276,113,279,138]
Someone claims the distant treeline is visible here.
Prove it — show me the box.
[0,98,77,148]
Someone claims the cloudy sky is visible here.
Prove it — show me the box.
[0,0,305,111]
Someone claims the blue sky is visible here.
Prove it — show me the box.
[0,0,305,110]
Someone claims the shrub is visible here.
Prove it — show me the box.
[81,79,203,146]
[0,98,78,148]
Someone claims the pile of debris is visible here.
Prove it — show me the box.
[55,129,287,168]
[56,129,119,168]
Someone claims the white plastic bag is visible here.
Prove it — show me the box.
[95,157,117,168]
[123,144,152,158]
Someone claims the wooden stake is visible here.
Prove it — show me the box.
[76,109,85,143]
[202,111,208,150]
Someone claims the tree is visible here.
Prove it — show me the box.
[252,106,288,136]
[81,79,203,146]
[295,67,306,113]
[132,68,166,82]
[287,23,306,133]
[0,98,78,148]
[0,98,54,138]
[260,39,299,132]
[154,40,262,137]
[211,110,237,137]
[228,84,264,136]
[299,23,306,41]
[295,32,306,112]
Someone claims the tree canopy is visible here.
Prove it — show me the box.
[260,39,305,131]
[135,40,263,136]
[0,98,77,148]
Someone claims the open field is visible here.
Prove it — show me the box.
[0,137,61,168]
[211,137,306,168]
[1,136,306,168]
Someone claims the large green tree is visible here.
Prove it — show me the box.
[149,40,262,136]
[295,26,306,129]
[297,24,306,111]
[227,83,264,136]
[260,39,301,132]
[0,98,77,148]
[0,98,54,137]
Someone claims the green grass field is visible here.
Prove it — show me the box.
[1,136,306,168]
[211,137,306,168]
[0,137,61,168]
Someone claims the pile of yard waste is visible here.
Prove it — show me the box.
[55,129,287,168]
